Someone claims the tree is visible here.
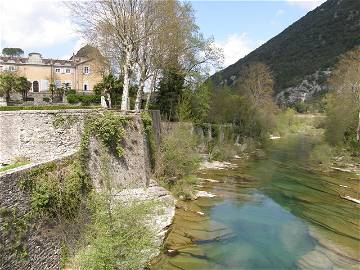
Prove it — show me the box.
[236,62,274,107]
[15,76,31,101]
[0,72,18,102]
[70,0,159,111]
[70,0,222,112]
[326,47,360,147]
[156,65,185,121]
[2,48,24,57]
[94,74,123,107]
[190,82,213,123]
[148,1,222,113]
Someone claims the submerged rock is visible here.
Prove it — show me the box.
[195,191,216,198]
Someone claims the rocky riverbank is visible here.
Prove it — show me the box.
[114,180,176,268]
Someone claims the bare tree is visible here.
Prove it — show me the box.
[236,62,274,107]
[69,0,150,110]
[69,0,222,111]
[329,47,360,142]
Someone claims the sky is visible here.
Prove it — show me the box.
[0,0,326,69]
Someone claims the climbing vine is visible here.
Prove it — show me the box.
[0,207,31,259]
[18,158,92,221]
[80,112,129,168]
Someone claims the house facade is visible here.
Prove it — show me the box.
[0,45,104,93]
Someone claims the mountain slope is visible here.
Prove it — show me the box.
[211,0,360,103]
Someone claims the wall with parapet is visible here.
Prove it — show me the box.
[0,109,156,269]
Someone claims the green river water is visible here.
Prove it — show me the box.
[151,134,360,270]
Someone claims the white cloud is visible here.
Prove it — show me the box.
[0,0,78,51]
[216,33,258,67]
[286,0,327,10]
[276,9,285,17]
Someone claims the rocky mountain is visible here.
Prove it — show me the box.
[211,0,360,105]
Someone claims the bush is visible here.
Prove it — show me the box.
[309,143,333,167]
[155,125,200,199]
[170,175,198,200]
[19,158,92,220]
[156,125,200,180]
[208,142,238,161]
[275,108,296,136]
[71,194,156,270]
[67,93,101,105]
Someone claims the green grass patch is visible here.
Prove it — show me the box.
[0,162,29,172]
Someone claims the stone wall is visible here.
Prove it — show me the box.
[0,109,157,269]
[88,116,151,189]
[0,157,72,270]
[0,109,97,165]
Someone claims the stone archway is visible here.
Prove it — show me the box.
[33,81,39,92]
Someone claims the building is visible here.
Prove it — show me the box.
[0,45,104,93]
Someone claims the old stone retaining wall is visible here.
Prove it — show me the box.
[0,109,96,165]
[0,156,73,270]
[0,109,158,269]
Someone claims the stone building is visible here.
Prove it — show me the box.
[0,45,104,93]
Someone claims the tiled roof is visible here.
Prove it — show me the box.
[0,56,75,66]
[0,57,28,63]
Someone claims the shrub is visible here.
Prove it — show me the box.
[208,143,238,161]
[67,92,101,105]
[155,125,200,180]
[19,158,92,220]
[309,143,333,167]
[155,125,200,199]
[66,94,80,104]
[170,175,198,200]
[71,194,156,270]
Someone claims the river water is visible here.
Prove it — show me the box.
[151,134,360,270]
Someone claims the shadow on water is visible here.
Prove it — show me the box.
[150,134,360,270]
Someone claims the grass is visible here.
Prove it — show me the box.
[0,162,30,172]
[0,105,101,111]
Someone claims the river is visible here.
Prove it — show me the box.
[150,134,360,270]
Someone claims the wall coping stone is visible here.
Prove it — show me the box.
[0,151,77,178]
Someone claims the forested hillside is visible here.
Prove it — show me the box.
[211,0,360,99]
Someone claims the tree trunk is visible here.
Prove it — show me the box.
[145,72,157,110]
[134,78,145,112]
[6,90,10,103]
[121,46,132,111]
[135,64,146,112]
[357,109,360,142]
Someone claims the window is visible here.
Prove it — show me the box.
[55,80,62,89]
[9,66,16,72]
[83,83,89,91]
[84,66,90,74]
[55,68,61,73]
[66,68,71,74]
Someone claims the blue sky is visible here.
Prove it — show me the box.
[0,0,325,68]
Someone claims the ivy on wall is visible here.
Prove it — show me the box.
[80,112,129,166]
